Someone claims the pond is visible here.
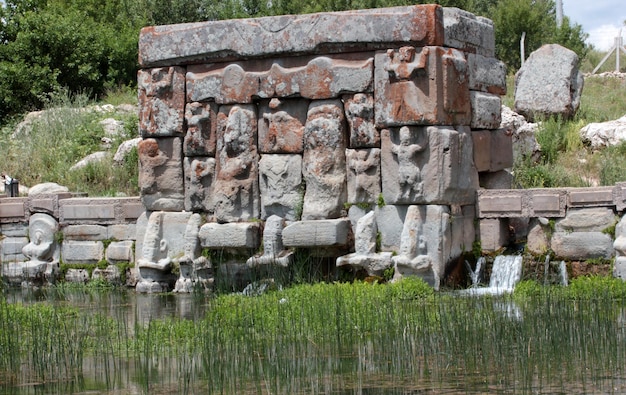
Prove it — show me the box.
[1,280,626,394]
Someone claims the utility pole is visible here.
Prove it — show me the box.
[556,0,563,28]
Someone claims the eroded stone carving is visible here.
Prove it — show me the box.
[259,154,302,220]
[138,137,184,211]
[174,213,212,293]
[247,215,293,267]
[344,93,378,148]
[183,157,215,212]
[258,98,307,154]
[184,102,217,157]
[138,67,185,137]
[346,148,381,204]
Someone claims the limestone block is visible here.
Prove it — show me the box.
[184,102,217,157]
[479,170,513,190]
[213,105,260,222]
[1,223,28,237]
[551,232,613,260]
[346,148,381,204]
[283,219,351,248]
[138,67,185,137]
[258,98,307,154]
[514,44,583,121]
[28,192,72,217]
[106,240,135,264]
[1,237,28,262]
[567,187,614,208]
[374,46,470,127]
[555,207,617,233]
[107,224,137,241]
[348,205,370,232]
[139,137,184,211]
[92,265,122,285]
[470,91,501,129]
[527,219,550,255]
[489,129,513,171]
[0,198,27,224]
[344,93,379,148]
[246,215,293,268]
[198,222,260,250]
[65,269,90,283]
[60,198,115,224]
[477,190,524,218]
[614,258,626,281]
[183,157,216,213]
[121,198,145,221]
[381,126,478,205]
[392,205,452,289]
[443,7,495,57]
[472,130,491,172]
[61,241,104,264]
[259,154,302,220]
[375,204,408,253]
[63,225,107,241]
[479,218,509,252]
[302,100,347,220]
[615,183,626,212]
[139,5,443,67]
[449,205,476,258]
[613,216,626,280]
[466,53,506,95]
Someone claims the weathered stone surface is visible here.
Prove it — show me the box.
[449,205,476,258]
[184,102,217,157]
[61,241,104,264]
[302,100,347,220]
[375,204,408,253]
[567,187,614,208]
[107,224,137,241]
[0,198,27,223]
[139,5,444,67]
[1,237,28,262]
[247,215,293,267]
[28,182,69,196]
[392,205,451,289]
[489,129,513,171]
[479,218,509,251]
[60,198,115,223]
[613,216,626,280]
[65,269,90,283]
[187,54,373,104]
[615,183,626,212]
[443,7,495,57]
[477,189,567,218]
[381,126,477,205]
[471,130,490,172]
[551,232,613,260]
[500,105,540,162]
[139,137,185,212]
[121,199,145,221]
[70,151,109,171]
[527,219,550,255]
[259,154,302,220]
[138,67,185,137]
[479,170,513,189]
[258,98,307,154]
[213,105,260,222]
[114,138,142,164]
[106,240,134,264]
[283,219,351,248]
[514,44,584,121]
[199,222,260,250]
[183,157,215,213]
[92,265,122,285]
[467,52,506,94]
[580,115,626,149]
[346,148,381,204]
[555,207,616,233]
[62,225,107,241]
[29,193,73,219]
[375,46,470,127]
[0,223,28,237]
[344,93,378,148]
[470,91,501,129]
[174,213,212,292]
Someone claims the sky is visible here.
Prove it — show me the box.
[563,0,625,51]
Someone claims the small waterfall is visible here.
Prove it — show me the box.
[489,255,523,291]
[559,261,569,286]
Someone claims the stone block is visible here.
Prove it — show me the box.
[302,100,347,220]
[1,236,28,262]
[472,130,491,172]
[479,170,513,190]
[283,219,351,248]
[449,205,476,258]
[213,105,260,222]
[107,224,137,241]
[344,93,379,148]
[375,46,470,127]
[381,126,478,205]
[555,207,617,233]
[443,7,495,57]
[184,102,218,157]
[470,91,501,129]
[106,240,135,264]
[139,137,185,212]
[138,67,185,137]
[28,192,73,217]
[530,189,566,218]
[258,98,307,154]
[346,148,381,205]
[0,198,27,224]
[477,190,525,218]
[375,204,408,253]
[489,129,513,171]
[92,265,122,285]
[526,219,550,255]
[63,225,108,241]
[466,52,506,95]
[60,198,116,224]
[551,232,613,260]
[198,222,260,250]
[567,187,614,208]
[1,223,28,237]
[64,269,90,283]
[121,199,145,221]
[479,218,509,251]
[187,54,373,104]
[61,241,105,264]
[139,5,443,67]
[259,154,303,220]
[134,211,193,265]
[184,157,216,213]
[615,182,626,211]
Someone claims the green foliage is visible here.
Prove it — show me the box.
[387,276,434,299]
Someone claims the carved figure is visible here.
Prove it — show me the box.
[19,213,60,285]
[384,47,429,121]
[247,215,293,267]
[390,126,427,199]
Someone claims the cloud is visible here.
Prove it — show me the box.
[587,24,623,51]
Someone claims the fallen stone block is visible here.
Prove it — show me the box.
[555,207,617,233]
[199,222,261,250]
[283,219,351,248]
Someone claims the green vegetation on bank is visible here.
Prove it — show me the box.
[2,276,626,392]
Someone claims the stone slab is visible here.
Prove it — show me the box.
[443,7,495,57]
[470,91,501,129]
[0,223,28,237]
[139,5,444,67]
[531,190,566,218]
[567,187,614,208]
[138,137,185,212]
[60,198,141,225]
[198,222,260,250]
[106,240,135,263]
[489,129,513,172]
[138,67,186,138]
[551,232,613,260]
[0,198,27,224]
[479,218,509,252]
[283,219,351,248]
[466,52,506,95]
[61,240,105,264]
[63,225,108,241]
[107,224,137,241]
[472,130,491,172]
[476,190,523,217]
[28,192,73,217]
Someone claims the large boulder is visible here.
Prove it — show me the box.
[580,115,626,149]
[514,44,583,121]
